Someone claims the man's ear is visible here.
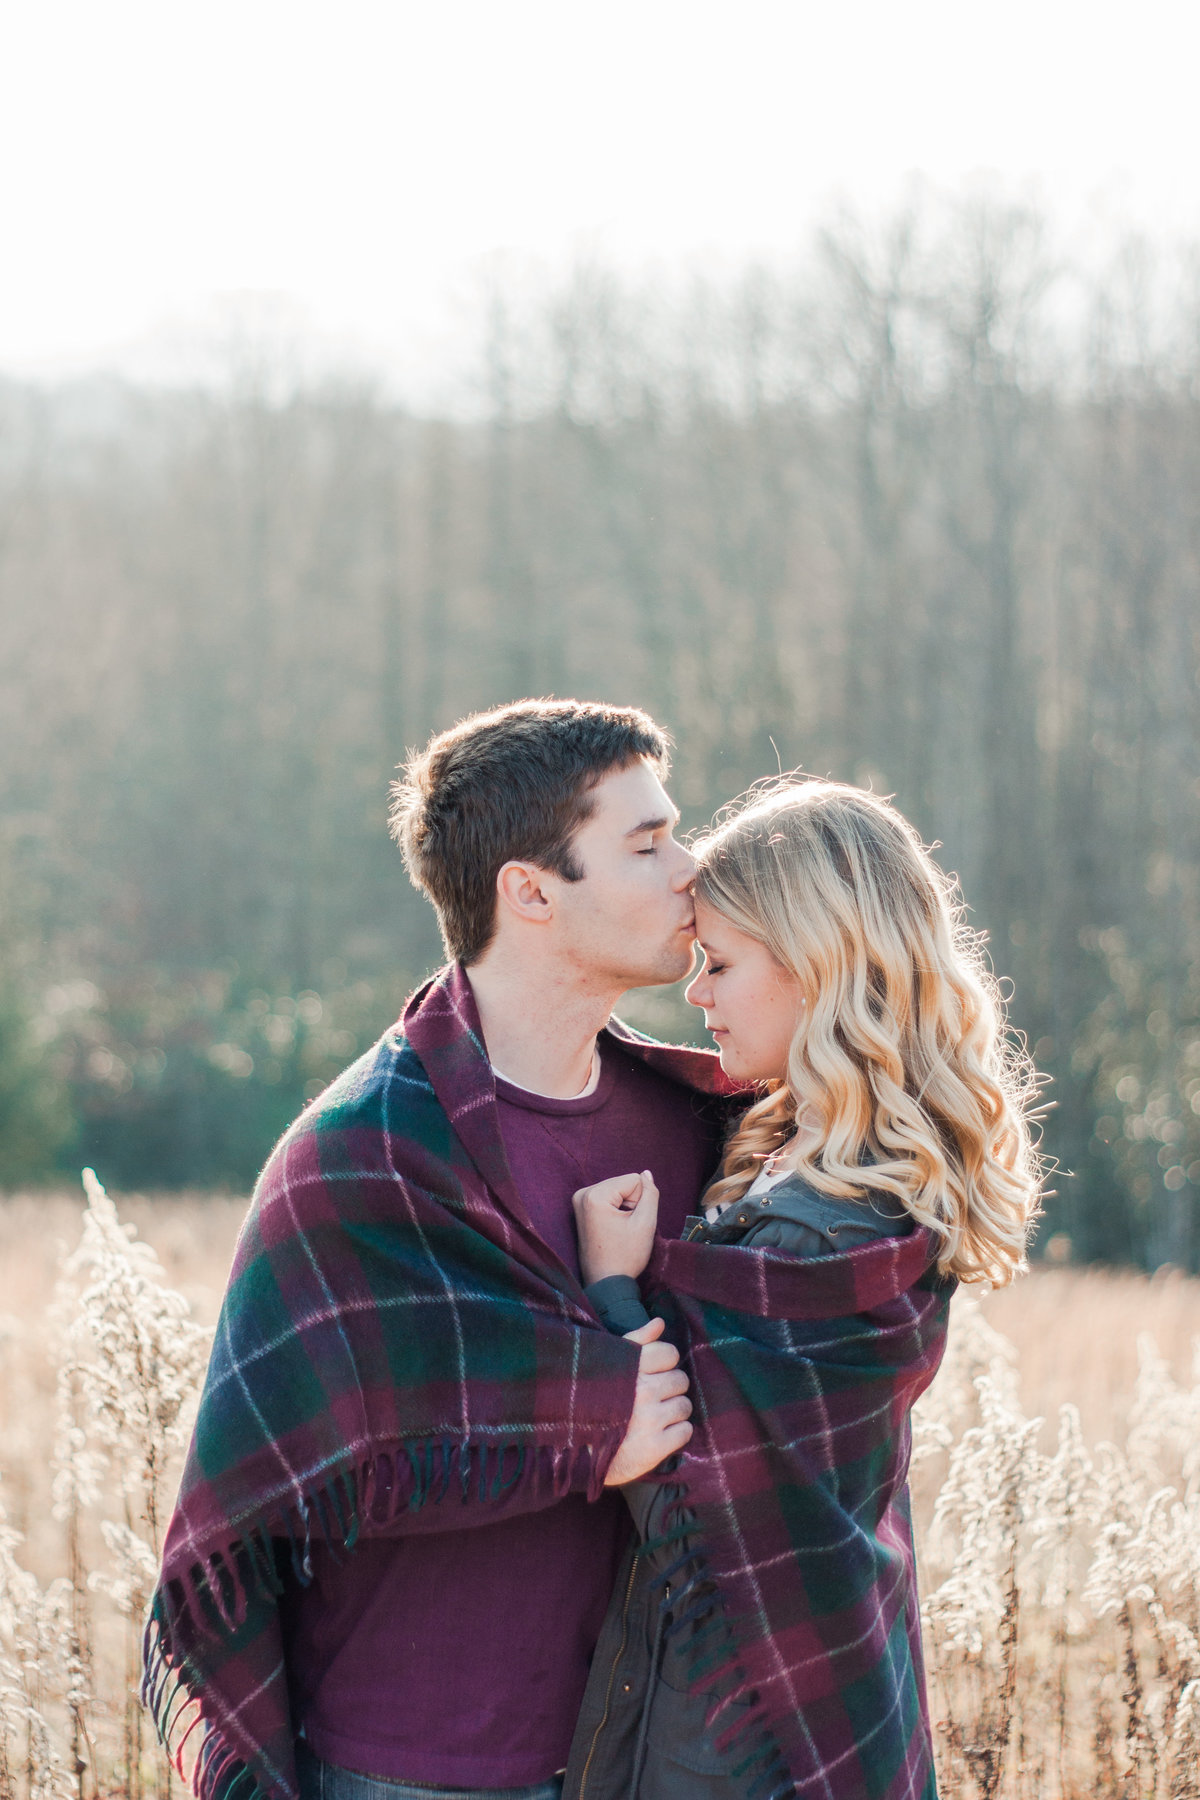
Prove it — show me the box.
[495,860,555,927]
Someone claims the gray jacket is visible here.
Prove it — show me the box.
[568,1174,914,1800]
[586,1171,913,1334]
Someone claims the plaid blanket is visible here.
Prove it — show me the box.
[143,964,731,1800]
[639,1229,952,1800]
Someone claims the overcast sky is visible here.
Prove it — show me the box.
[2,0,1197,393]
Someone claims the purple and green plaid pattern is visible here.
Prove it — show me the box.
[145,957,945,1800]
[143,966,728,1800]
[643,1229,952,1800]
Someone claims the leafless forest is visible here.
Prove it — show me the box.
[1,192,1198,1267]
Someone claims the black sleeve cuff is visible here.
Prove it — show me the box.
[586,1274,651,1335]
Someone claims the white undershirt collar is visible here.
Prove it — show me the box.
[490,1044,602,1101]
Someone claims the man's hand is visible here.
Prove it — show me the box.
[573,1169,659,1285]
[604,1317,692,1485]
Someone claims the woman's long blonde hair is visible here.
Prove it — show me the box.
[695,779,1042,1285]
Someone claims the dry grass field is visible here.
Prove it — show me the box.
[1,1184,1198,1799]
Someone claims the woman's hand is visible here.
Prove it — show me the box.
[572,1169,660,1285]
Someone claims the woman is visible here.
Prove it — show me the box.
[564,778,1041,1800]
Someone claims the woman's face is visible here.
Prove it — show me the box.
[685,898,803,1083]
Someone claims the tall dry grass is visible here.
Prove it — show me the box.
[0,1180,1197,1798]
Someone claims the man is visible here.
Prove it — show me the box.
[144,699,733,1800]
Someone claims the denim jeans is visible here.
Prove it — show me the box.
[295,1739,563,1800]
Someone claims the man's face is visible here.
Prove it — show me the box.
[548,760,697,992]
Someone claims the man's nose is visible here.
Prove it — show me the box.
[671,843,696,886]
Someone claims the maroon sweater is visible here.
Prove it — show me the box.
[281,1037,721,1788]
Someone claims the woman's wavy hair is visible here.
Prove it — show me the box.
[695,778,1043,1285]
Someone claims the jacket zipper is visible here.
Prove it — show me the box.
[577,1552,640,1798]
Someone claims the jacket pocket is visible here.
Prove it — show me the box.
[639,1678,740,1784]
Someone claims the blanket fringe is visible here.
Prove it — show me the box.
[143,1431,619,1799]
[649,1482,798,1800]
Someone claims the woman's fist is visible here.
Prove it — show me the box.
[572,1169,660,1284]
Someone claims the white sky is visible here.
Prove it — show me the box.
[1,0,1197,394]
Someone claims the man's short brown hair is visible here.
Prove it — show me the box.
[389,699,671,965]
